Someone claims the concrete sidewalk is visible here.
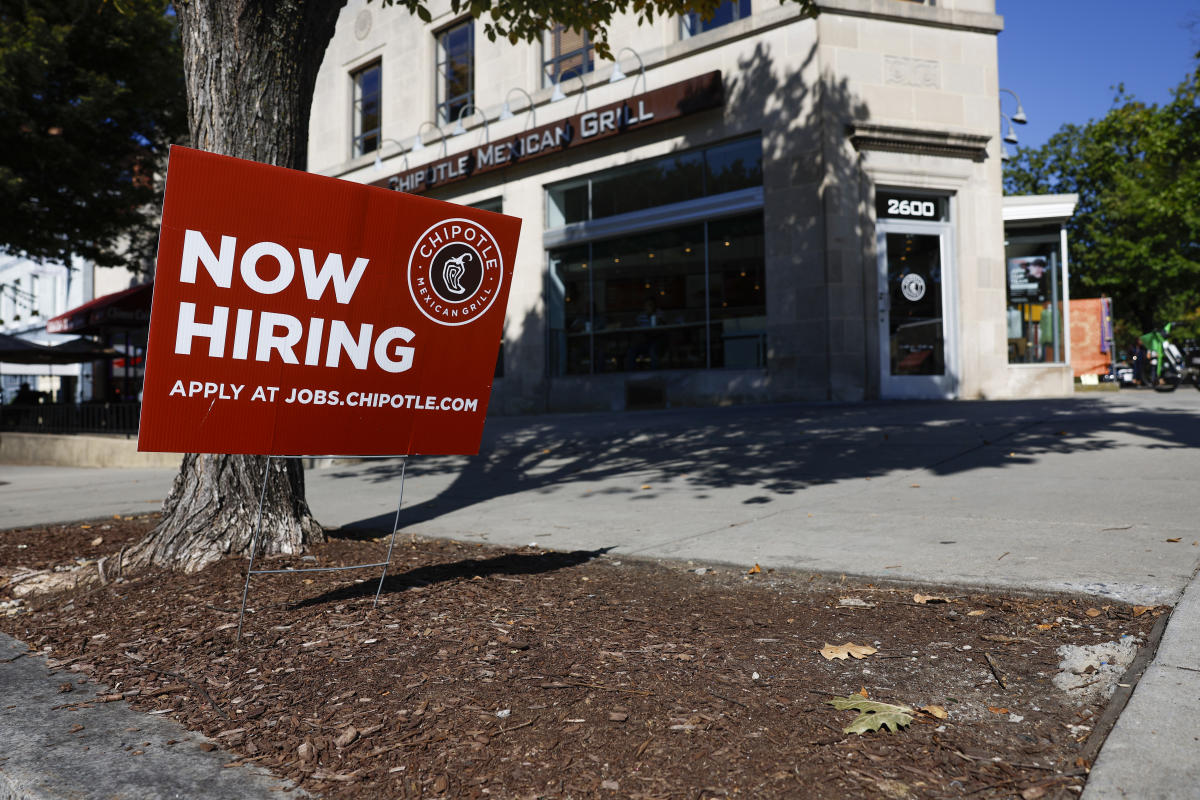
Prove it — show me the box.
[2,389,1199,797]
[0,635,295,799]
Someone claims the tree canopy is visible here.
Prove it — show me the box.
[1004,54,1200,340]
[0,0,187,274]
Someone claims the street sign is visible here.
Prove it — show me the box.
[138,146,521,456]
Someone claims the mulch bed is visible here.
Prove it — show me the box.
[1,516,1165,799]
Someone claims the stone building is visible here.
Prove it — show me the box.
[307,0,1073,412]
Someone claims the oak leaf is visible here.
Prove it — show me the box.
[920,705,948,719]
[820,642,877,661]
[828,695,913,734]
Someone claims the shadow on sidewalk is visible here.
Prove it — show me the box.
[324,395,1200,539]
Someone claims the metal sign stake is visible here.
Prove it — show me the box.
[236,455,408,645]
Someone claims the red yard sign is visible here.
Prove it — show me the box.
[138,146,521,456]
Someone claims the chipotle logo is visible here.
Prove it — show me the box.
[407,217,503,327]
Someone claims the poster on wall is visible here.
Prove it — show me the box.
[1007,256,1048,302]
[138,146,521,456]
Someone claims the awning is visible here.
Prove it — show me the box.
[0,334,120,365]
[46,282,153,335]
[0,333,54,364]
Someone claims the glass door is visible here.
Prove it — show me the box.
[876,223,957,398]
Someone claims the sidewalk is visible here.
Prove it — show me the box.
[3,389,1199,797]
[0,634,295,799]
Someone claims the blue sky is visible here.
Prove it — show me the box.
[997,0,1199,150]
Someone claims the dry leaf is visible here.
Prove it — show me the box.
[910,484,920,488]
[640,484,651,490]
[1085,608,1102,618]
[80,524,91,529]
[967,610,987,617]
[913,593,948,604]
[920,705,948,720]
[1035,623,1055,630]
[334,726,359,748]
[1132,606,1154,617]
[747,564,761,575]
[828,695,913,734]
[857,686,869,698]
[820,642,877,661]
[1166,537,1182,543]
[987,706,1009,715]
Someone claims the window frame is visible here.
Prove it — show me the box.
[350,60,382,159]
[681,0,752,38]
[543,24,594,88]
[435,19,475,126]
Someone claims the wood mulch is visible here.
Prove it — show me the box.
[0,515,1165,799]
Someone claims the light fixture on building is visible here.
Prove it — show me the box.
[1000,88,1028,124]
[410,120,447,158]
[608,47,647,96]
[998,87,1028,162]
[574,78,590,113]
[1001,113,1020,145]
[372,137,409,172]
[549,73,589,112]
[452,104,491,144]
[499,87,537,130]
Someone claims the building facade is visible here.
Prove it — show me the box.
[0,253,141,403]
[308,0,1073,413]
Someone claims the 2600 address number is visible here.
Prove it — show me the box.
[886,198,937,218]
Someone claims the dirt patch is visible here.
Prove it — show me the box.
[1,518,1164,799]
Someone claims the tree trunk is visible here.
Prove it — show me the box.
[130,0,344,572]
[127,454,322,572]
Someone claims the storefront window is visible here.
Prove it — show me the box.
[548,136,762,228]
[1005,226,1066,364]
[548,214,765,375]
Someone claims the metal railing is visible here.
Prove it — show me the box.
[0,402,141,435]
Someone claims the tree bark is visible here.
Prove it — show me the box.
[130,0,344,572]
[128,454,322,572]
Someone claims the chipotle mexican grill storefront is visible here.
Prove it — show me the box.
[307,0,1073,412]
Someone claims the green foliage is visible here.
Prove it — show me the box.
[381,0,818,59]
[1004,56,1200,337]
[0,0,187,273]
[827,695,913,734]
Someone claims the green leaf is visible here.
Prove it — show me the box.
[828,695,913,734]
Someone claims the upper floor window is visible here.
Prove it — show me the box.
[682,0,751,37]
[436,21,474,125]
[351,61,381,158]
[543,24,593,88]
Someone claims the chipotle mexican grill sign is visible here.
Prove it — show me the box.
[138,146,521,457]
[374,72,724,194]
